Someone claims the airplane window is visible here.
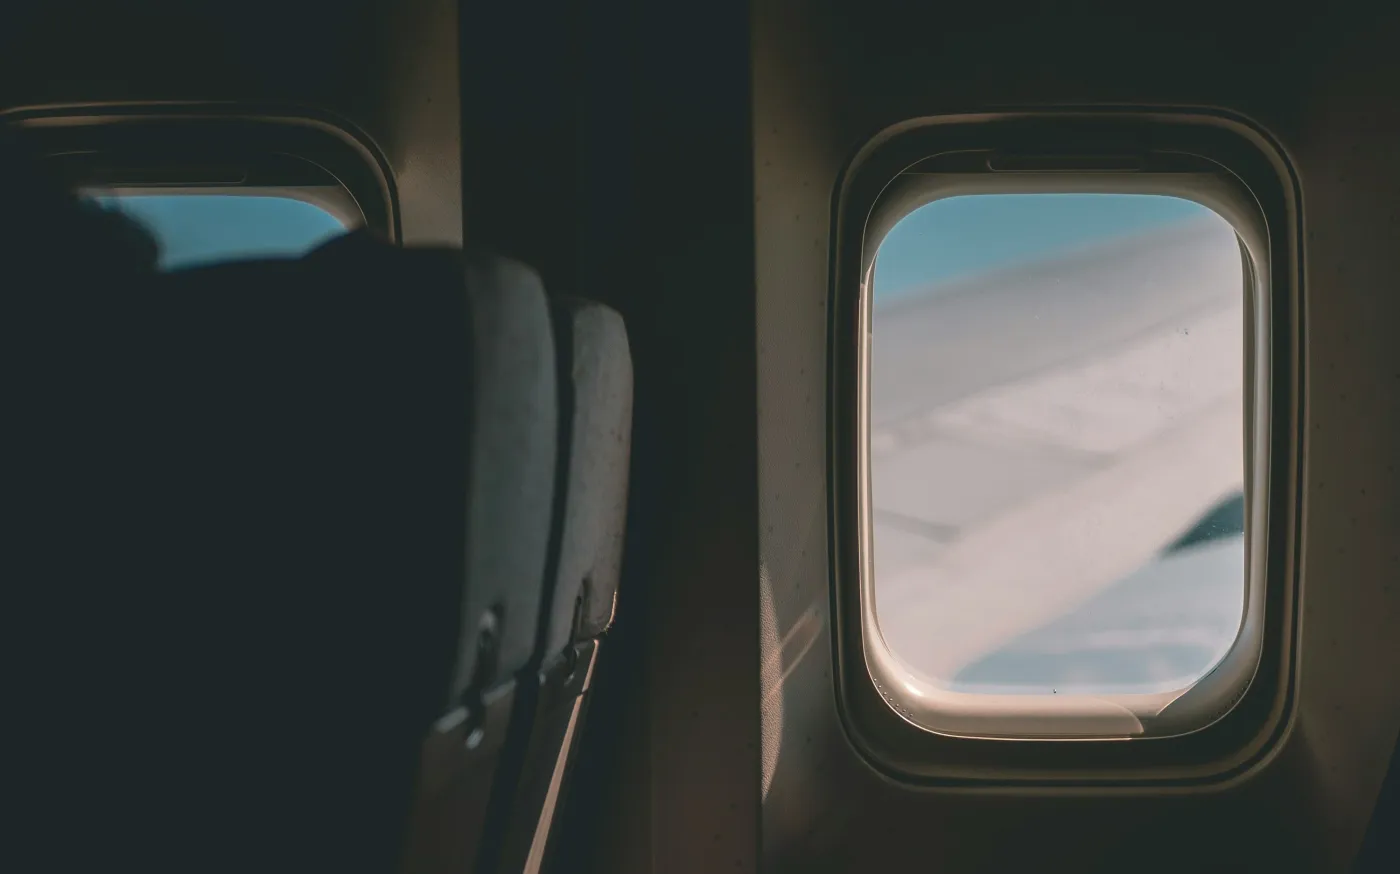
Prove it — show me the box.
[869,193,1246,700]
[88,194,349,270]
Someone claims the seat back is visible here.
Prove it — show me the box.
[139,235,561,872]
[388,245,562,874]
[480,298,634,874]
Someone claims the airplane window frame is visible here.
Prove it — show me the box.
[829,113,1303,786]
[1,104,398,243]
[863,181,1261,738]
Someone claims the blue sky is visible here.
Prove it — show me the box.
[872,193,1213,302]
[94,194,347,270]
[98,192,1214,289]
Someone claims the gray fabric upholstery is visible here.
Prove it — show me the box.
[484,296,634,873]
[450,252,558,700]
[543,297,634,654]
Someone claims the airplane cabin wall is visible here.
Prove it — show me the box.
[0,0,462,246]
[755,3,1400,871]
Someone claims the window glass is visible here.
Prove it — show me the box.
[90,194,349,270]
[870,193,1245,697]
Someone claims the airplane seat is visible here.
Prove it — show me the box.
[6,102,634,867]
[483,296,634,872]
[103,235,562,872]
[150,234,638,874]
[145,238,635,874]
